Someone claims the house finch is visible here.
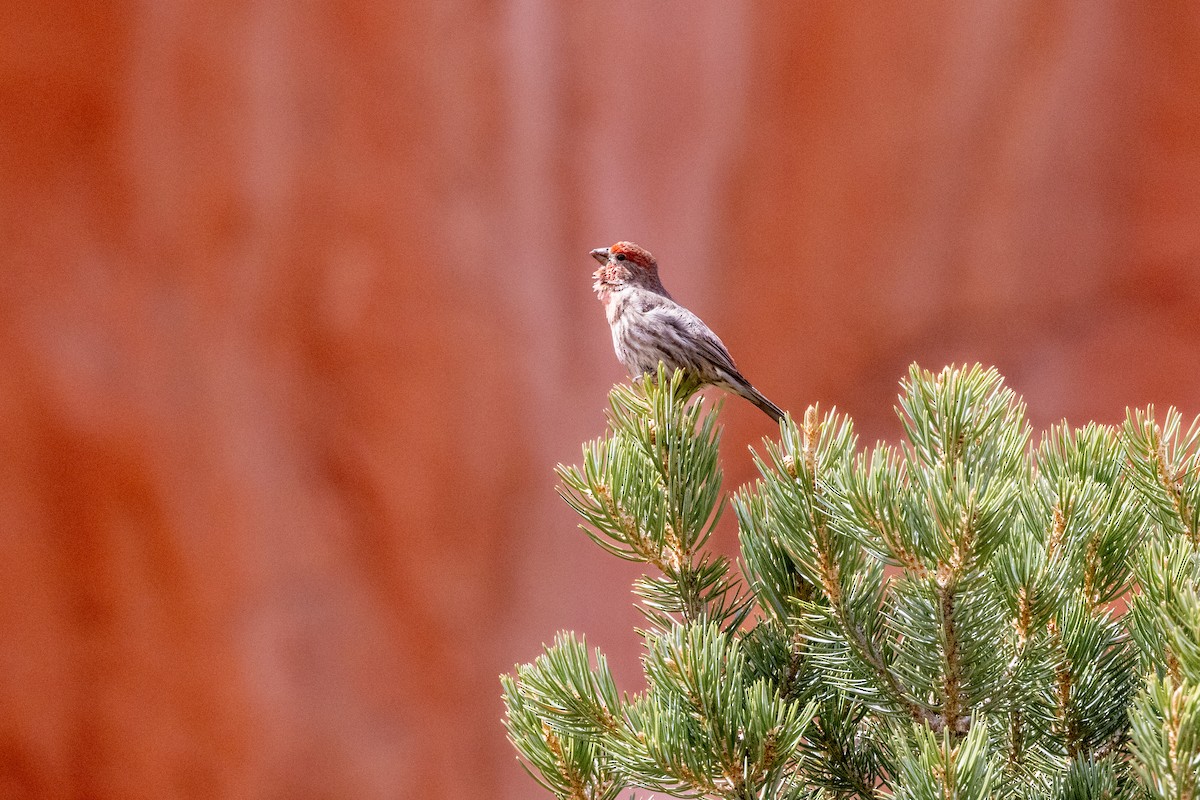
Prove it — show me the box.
[589,241,785,423]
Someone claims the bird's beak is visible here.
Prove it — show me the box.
[589,248,610,265]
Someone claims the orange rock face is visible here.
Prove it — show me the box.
[1,2,1198,798]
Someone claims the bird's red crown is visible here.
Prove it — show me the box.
[608,242,657,271]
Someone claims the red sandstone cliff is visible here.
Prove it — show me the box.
[1,2,1198,798]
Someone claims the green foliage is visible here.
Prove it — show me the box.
[557,367,748,630]
[888,720,997,800]
[503,364,1200,800]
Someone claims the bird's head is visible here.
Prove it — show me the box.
[590,242,660,291]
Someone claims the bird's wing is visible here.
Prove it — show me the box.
[646,302,747,383]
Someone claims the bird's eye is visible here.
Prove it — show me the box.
[615,254,626,261]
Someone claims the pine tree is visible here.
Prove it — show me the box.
[502,365,1200,800]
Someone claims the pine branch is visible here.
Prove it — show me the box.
[505,363,1200,800]
[557,366,748,631]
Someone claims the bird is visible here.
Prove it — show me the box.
[589,241,785,423]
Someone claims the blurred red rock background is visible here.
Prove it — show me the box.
[1,1,1198,798]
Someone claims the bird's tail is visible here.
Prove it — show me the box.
[742,384,785,424]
